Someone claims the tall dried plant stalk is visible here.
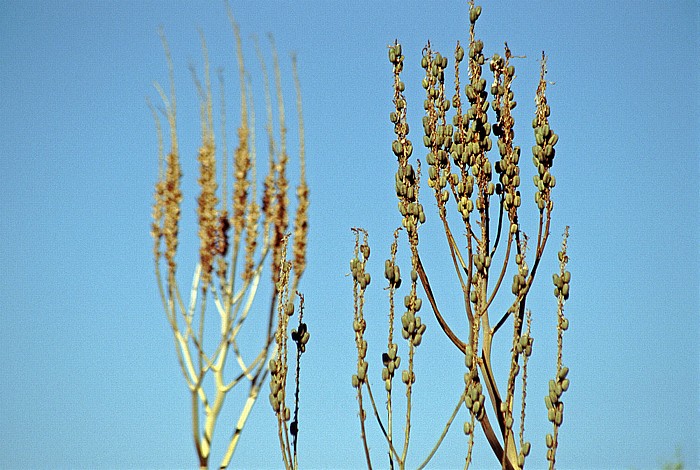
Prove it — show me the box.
[351,3,571,469]
[150,11,308,469]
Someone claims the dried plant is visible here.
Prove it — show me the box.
[351,3,571,469]
[150,10,308,469]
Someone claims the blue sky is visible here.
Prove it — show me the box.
[0,1,698,469]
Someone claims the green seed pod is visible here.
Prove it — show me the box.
[535,130,544,146]
[558,366,569,380]
[463,421,472,435]
[563,271,571,283]
[555,409,563,426]
[389,49,396,63]
[546,433,553,448]
[402,369,409,384]
[364,272,371,286]
[358,362,368,381]
[510,223,518,234]
[456,45,464,62]
[547,407,555,423]
[393,265,400,284]
[561,317,569,331]
[413,333,422,346]
[472,399,481,415]
[562,378,570,391]
[506,416,513,429]
[562,283,570,298]
[390,111,399,123]
[518,454,525,467]
[545,395,552,410]
[519,334,529,349]
[523,441,531,456]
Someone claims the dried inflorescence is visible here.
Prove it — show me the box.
[150,13,308,469]
[351,2,571,469]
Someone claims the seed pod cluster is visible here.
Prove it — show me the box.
[421,47,453,217]
[290,322,310,353]
[532,55,557,211]
[544,366,569,428]
[489,47,523,224]
[350,256,371,289]
[381,343,401,391]
[464,380,486,420]
[552,269,571,300]
[384,258,402,288]
[517,440,531,467]
[390,41,422,236]
[268,359,287,416]
[514,332,533,357]
[400,298,427,347]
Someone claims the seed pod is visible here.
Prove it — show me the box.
[472,400,481,415]
[562,283,570,299]
[413,333,422,346]
[563,270,571,283]
[562,378,570,391]
[547,407,555,423]
[456,45,465,62]
[561,317,569,331]
[558,367,569,380]
[402,369,409,384]
[555,409,563,426]
[463,421,472,435]
[522,441,531,456]
[385,379,392,391]
[546,433,553,448]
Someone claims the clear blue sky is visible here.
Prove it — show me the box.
[1,1,698,469]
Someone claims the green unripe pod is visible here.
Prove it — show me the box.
[413,333,422,346]
[546,433,553,448]
[562,378,570,391]
[558,366,569,380]
[561,317,569,331]
[456,45,465,62]
[463,421,472,435]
